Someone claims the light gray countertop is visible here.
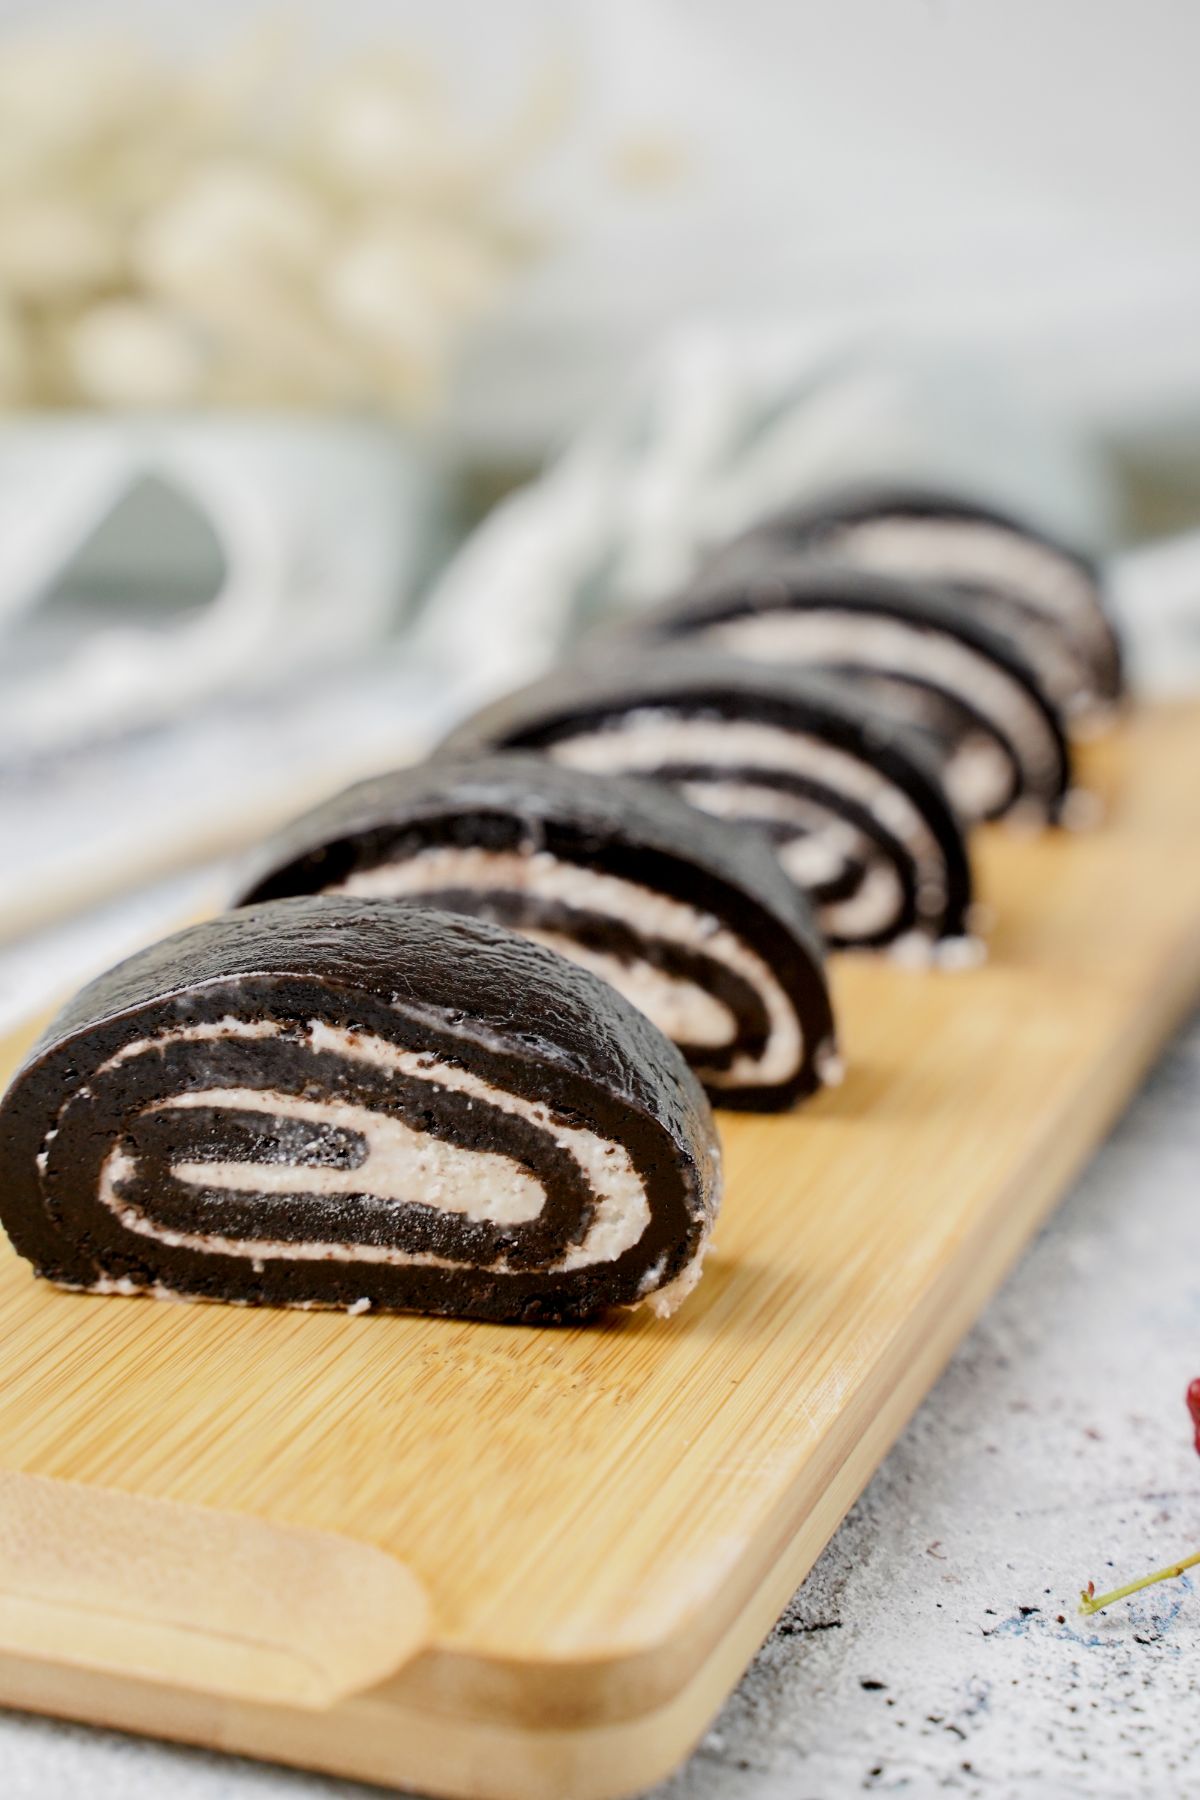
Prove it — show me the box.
[2,986,1196,1799]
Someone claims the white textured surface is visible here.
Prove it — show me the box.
[1,1010,1197,1797]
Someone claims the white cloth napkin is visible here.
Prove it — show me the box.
[418,323,1118,706]
[0,415,437,758]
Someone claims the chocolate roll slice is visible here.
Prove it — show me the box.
[710,485,1121,725]
[629,566,1074,827]
[0,899,721,1323]
[442,653,976,959]
[235,755,837,1111]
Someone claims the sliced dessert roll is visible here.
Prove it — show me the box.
[441,653,976,959]
[0,899,721,1323]
[630,565,1074,827]
[709,485,1122,727]
[235,755,837,1111]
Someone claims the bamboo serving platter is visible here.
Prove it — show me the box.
[0,703,1198,1800]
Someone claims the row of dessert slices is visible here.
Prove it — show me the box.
[0,486,1122,1325]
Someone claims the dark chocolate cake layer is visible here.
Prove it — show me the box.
[0,900,721,1323]
[441,653,975,958]
[235,754,838,1111]
[707,485,1122,724]
[627,565,1074,826]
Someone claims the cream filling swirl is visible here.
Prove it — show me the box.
[93,1018,653,1274]
[548,715,948,936]
[330,848,806,1088]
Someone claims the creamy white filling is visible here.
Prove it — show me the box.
[639,1247,709,1319]
[780,846,902,939]
[91,1018,655,1276]
[165,1087,548,1224]
[680,784,855,874]
[99,1145,473,1271]
[694,609,1060,818]
[942,732,1013,818]
[523,928,732,1047]
[550,715,939,862]
[547,716,948,937]
[332,847,806,1088]
[95,1015,283,1077]
[829,517,1106,651]
[676,775,938,940]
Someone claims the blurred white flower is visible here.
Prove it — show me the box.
[136,161,329,299]
[328,218,498,334]
[0,198,121,302]
[0,37,165,175]
[67,299,207,407]
[303,58,478,204]
[0,24,555,414]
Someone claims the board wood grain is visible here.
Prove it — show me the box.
[0,703,1198,1800]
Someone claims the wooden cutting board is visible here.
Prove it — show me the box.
[0,703,1198,1800]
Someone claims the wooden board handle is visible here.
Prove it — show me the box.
[0,1469,430,1709]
